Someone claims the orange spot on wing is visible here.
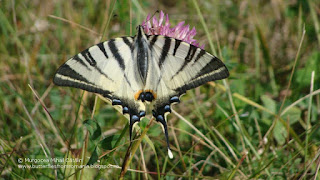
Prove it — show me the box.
[134,90,144,100]
[145,89,157,99]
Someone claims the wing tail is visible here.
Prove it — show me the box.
[152,96,180,159]
[153,111,173,159]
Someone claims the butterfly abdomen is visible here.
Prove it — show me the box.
[135,26,150,84]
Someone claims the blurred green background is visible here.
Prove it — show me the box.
[1,0,319,179]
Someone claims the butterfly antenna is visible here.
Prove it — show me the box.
[143,10,160,25]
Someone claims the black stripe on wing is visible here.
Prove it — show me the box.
[149,35,158,49]
[173,39,182,56]
[158,37,171,67]
[174,57,229,92]
[193,56,228,80]
[122,37,134,51]
[81,49,97,66]
[53,64,112,96]
[97,42,109,59]
[78,47,114,82]
[79,47,115,82]
[193,49,206,63]
[107,38,133,89]
[73,55,90,70]
[185,45,197,61]
[172,44,198,78]
[108,39,126,70]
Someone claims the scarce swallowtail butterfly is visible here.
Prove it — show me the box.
[53,12,229,159]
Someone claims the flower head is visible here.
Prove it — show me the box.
[141,11,204,49]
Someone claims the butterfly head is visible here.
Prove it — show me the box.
[136,25,147,39]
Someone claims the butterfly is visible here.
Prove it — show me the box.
[53,25,229,158]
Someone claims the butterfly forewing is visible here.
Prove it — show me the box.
[147,35,229,96]
[53,36,146,117]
